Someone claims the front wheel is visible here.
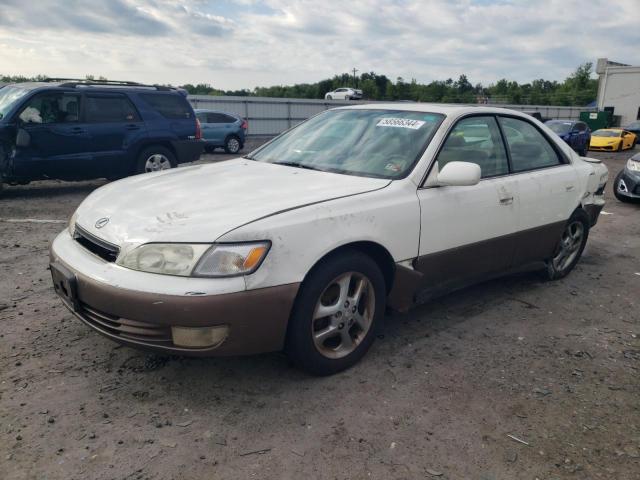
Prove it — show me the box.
[285,251,386,375]
[135,146,176,174]
[545,210,589,280]
[326,95,332,100]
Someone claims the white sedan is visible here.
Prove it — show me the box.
[325,87,362,100]
[50,105,608,375]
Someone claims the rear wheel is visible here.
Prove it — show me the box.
[286,251,385,376]
[224,135,242,154]
[546,210,589,280]
[327,95,333,100]
[135,146,176,174]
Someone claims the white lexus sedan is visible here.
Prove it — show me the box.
[50,105,608,375]
[325,87,363,100]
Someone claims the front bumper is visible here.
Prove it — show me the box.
[617,169,640,198]
[50,231,299,356]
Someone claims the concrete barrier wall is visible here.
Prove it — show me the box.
[188,95,595,136]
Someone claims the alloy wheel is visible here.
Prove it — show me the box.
[227,137,240,153]
[311,272,375,359]
[552,221,584,272]
[144,154,172,172]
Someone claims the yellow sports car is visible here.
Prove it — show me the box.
[589,128,637,152]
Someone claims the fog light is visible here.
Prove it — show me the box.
[171,325,228,348]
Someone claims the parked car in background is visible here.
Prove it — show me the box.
[589,128,637,152]
[623,121,640,137]
[194,109,247,154]
[613,151,640,202]
[51,105,608,375]
[325,88,363,100]
[545,120,591,156]
[0,79,203,192]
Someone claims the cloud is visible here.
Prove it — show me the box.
[0,0,639,90]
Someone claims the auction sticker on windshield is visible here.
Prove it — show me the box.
[376,118,426,129]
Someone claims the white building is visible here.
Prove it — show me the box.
[596,58,640,126]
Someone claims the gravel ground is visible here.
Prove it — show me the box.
[0,144,638,480]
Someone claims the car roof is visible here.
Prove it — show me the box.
[335,103,537,118]
[4,81,182,94]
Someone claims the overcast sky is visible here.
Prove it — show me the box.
[1,0,639,89]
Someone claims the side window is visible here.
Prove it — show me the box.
[19,92,80,124]
[85,95,140,123]
[577,122,587,132]
[499,117,561,173]
[139,93,192,119]
[195,112,207,123]
[437,116,509,178]
[207,113,235,123]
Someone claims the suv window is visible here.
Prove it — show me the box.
[207,113,235,123]
[140,93,192,119]
[437,116,508,178]
[575,122,587,132]
[19,92,80,124]
[85,94,140,123]
[499,117,561,172]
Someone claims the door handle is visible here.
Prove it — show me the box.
[125,124,140,131]
[499,196,514,205]
[565,185,575,191]
[70,127,86,134]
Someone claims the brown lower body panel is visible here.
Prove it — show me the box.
[391,221,566,308]
[51,257,300,356]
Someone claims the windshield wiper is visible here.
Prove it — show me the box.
[273,161,326,172]
[243,154,255,160]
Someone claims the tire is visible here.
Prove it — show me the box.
[545,210,590,280]
[285,250,386,376]
[613,170,631,203]
[204,145,216,154]
[223,135,242,154]
[327,95,332,100]
[135,146,176,174]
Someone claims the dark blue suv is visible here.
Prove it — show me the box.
[545,120,591,156]
[0,79,203,189]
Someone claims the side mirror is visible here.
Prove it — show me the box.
[437,161,481,187]
[16,128,31,148]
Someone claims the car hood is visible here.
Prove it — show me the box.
[74,159,390,249]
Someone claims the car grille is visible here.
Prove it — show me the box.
[78,302,173,345]
[74,225,119,262]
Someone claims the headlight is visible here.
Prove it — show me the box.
[117,242,270,277]
[68,211,78,237]
[627,158,640,172]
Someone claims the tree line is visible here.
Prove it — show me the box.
[1,63,598,106]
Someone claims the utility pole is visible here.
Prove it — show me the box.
[352,68,358,88]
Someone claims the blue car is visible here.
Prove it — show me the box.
[195,109,247,154]
[0,79,203,191]
[545,120,591,156]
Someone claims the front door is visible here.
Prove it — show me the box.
[14,91,89,179]
[416,115,520,298]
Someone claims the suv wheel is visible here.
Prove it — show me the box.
[224,135,242,154]
[285,250,385,376]
[545,210,589,280]
[136,146,176,174]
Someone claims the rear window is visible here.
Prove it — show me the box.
[140,93,192,119]
[86,95,140,123]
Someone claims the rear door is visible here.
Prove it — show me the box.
[416,115,520,296]
[83,93,146,177]
[207,112,238,144]
[497,115,580,265]
[14,90,90,179]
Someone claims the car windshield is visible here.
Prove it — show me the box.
[592,130,620,137]
[0,86,31,120]
[546,121,572,134]
[248,109,444,179]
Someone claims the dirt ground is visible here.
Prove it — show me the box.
[1,143,638,480]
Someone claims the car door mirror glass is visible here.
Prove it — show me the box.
[16,128,31,147]
[437,161,481,186]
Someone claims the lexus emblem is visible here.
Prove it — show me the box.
[95,217,110,229]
